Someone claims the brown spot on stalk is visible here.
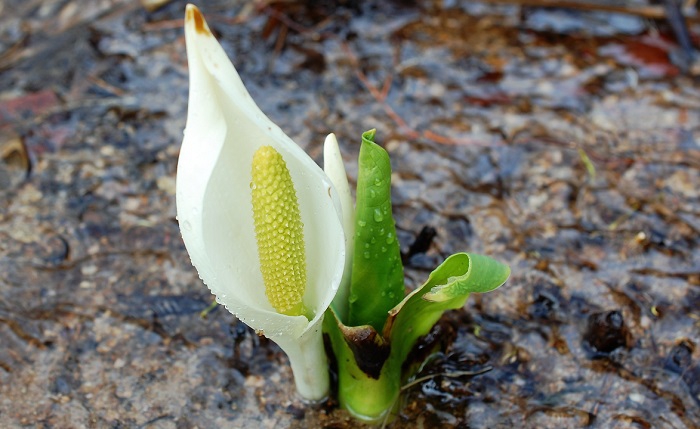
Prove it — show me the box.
[340,324,390,379]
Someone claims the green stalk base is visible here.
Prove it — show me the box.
[337,361,401,423]
[325,312,402,423]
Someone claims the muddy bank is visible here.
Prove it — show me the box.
[0,1,698,427]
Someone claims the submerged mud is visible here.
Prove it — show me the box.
[0,0,698,427]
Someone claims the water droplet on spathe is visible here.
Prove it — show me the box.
[182,220,192,231]
[373,208,383,222]
[358,220,367,227]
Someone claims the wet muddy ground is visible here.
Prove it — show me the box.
[1,0,699,427]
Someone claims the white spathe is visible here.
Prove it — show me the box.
[177,4,347,401]
[323,134,355,320]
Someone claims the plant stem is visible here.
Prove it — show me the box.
[324,309,402,422]
[336,352,401,422]
[274,317,329,402]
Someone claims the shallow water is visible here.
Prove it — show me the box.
[0,0,698,427]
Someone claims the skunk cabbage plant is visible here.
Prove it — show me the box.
[177,4,510,421]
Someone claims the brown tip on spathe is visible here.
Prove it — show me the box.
[185,4,210,36]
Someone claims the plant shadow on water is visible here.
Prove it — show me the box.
[0,0,698,427]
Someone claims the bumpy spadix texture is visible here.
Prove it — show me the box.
[251,145,307,316]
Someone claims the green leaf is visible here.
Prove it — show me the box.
[577,148,596,181]
[383,253,510,377]
[348,129,404,331]
[422,253,511,301]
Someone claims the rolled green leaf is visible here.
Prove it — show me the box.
[347,130,404,331]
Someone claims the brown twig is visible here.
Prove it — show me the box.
[341,43,498,146]
[262,5,309,35]
[480,0,686,21]
[142,18,186,32]
[341,43,419,136]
